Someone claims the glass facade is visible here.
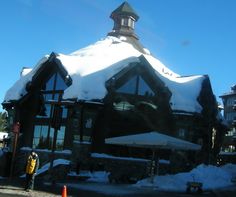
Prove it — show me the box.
[33,72,68,150]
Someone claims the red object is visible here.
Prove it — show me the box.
[13,122,20,133]
[62,185,67,197]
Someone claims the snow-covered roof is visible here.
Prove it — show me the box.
[4,36,206,113]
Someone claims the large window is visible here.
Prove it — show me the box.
[116,75,154,97]
[33,72,68,150]
[113,74,156,113]
[72,107,97,143]
[32,125,65,150]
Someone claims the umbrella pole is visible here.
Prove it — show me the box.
[150,149,155,184]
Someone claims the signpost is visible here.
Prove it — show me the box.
[10,122,20,178]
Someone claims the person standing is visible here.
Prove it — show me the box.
[25,150,39,192]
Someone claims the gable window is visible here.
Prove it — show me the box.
[33,72,68,150]
[116,75,154,97]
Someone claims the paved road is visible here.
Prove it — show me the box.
[0,177,236,197]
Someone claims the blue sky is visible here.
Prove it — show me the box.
[0,0,236,111]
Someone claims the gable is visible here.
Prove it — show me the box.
[4,53,72,104]
[106,60,171,101]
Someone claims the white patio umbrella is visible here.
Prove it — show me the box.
[105,131,201,151]
[105,131,201,183]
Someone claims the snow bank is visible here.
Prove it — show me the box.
[136,164,236,191]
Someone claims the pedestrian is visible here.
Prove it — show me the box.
[25,150,39,192]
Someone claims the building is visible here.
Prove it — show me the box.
[2,2,226,176]
[219,85,236,163]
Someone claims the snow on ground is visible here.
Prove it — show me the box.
[136,164,236,191]
[15,150,236,194]
[65,163,236,195]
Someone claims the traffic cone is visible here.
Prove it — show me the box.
[62,185,67,197]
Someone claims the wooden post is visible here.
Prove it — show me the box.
[149,150,155,184]
[10,122,20,178]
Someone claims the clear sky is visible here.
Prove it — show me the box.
[0,0,236,112]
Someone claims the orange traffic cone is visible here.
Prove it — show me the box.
[62,185,67,197]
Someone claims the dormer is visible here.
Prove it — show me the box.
[108,1,139,39]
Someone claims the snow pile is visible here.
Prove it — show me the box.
[37,159,70,175]
[86,171,110,183]
[20,158,70,178]
[136,164,236,191]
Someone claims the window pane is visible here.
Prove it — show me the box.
[62,107,68,118]
[44,104,52,118]
[55,74,67,90]
[116,75,137,94]
[44,93,52,101]
[33,125,49,149]
[53,93,60,101]
[83,111,96,142]
[58,126,65,139]
[56,126,65,150]
[138,76,155,97]
[34,125,41,138]
[41,126,49,138]
[46,74,56,91]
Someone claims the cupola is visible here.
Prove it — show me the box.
[108,1,139,39]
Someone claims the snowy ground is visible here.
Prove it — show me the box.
[12,158,236,195]
[136,163,236,191]
[65,163,236,195]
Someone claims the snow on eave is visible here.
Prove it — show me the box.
[4,56,49,102]
[20,67,33,77]
[142,55,205,113]
[167,75,205,113]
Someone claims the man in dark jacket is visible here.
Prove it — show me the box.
[25,150,39,192]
